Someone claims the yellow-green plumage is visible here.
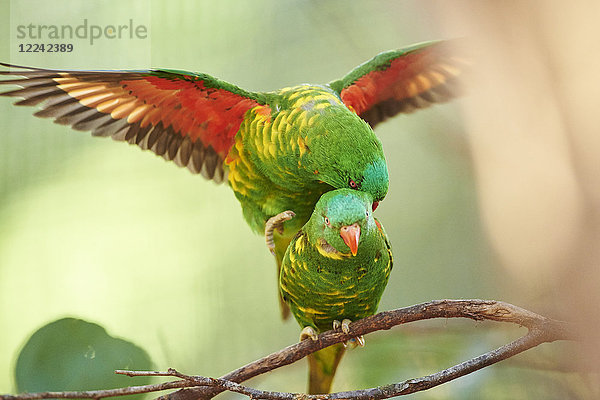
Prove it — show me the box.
[226,85,387,237]
[228,85,389,317]
[279,189,393,393]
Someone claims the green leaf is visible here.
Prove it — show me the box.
[15,317,153,398]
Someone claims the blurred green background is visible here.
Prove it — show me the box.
[0,1,583,399]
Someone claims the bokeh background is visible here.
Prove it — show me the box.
[0,1,598,399]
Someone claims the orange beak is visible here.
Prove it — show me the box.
[340,223,361,256]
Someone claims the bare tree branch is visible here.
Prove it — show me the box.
[0,299,575,400]
[0,381,192,400]
[169,299,572,400]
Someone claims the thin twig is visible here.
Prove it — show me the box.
[0,300,575,400]
[0,381,191,400]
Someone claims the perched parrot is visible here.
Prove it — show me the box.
[0,40,465,316]
[268,189,393,394]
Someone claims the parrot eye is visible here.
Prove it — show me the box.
[366,210,369,218]
[348,179,357,189]
[324,216,331,226]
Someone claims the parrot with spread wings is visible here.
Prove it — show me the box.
[0,40,466,317]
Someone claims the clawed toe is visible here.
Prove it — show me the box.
[332,318,351,333]
[265,211,296,254]
[332,319,365,348]
[354,335,365,347]
[300,326,319,342]
[341,319,351,334]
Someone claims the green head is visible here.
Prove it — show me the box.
[306,108,389,210]
[307,189,376,256]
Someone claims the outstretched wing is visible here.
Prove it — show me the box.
[0,63,268,182]
[329,40,469,127]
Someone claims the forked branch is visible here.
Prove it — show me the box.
[0,300,574,400]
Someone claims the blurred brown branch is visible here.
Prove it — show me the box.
[0,299,574,400]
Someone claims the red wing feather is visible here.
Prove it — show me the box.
[331,40,469,127]
[0,64,266,182]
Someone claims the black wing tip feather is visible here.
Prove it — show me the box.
[0,62,48,72]
[0,62,154,81]
[0,62,228,184]
[96,117,226,182]
[360,76,463,126]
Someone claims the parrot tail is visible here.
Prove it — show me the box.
[307,343,346,394]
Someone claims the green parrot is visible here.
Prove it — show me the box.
[0,40,464,316]
[268,188,393,394]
